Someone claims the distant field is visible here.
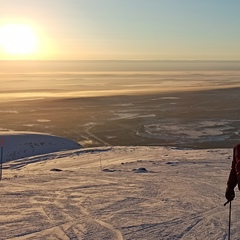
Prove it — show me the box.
[0,85,240,149]
[1,62,240,148]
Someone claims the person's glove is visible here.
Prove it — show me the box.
[225,186,235,201]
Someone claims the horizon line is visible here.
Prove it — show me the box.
[1,59,240,62]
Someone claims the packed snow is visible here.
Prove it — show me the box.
[0,132,239,240]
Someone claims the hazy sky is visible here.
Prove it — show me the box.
[0,0,240,60]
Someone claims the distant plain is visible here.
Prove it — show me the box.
[1,61,240,149]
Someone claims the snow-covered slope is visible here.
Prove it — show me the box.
[0,131,81,162]
[0,132,237,240]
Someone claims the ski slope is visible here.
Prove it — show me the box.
[0,132,238,240]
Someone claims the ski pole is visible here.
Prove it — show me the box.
[228,201,232,240]
[224,201,232,240]
[224,200,232,240]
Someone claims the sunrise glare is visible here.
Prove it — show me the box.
[0,23,38,59]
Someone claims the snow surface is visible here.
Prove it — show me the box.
[0,132,238,239]
[0,131,81,162]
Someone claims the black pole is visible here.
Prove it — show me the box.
[228,201,231,240]
[224,200,232,240]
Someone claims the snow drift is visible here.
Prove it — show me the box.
[0,131,81,163]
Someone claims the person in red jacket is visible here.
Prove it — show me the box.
[225,144,240,202]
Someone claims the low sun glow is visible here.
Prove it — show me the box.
[0,23,38,57]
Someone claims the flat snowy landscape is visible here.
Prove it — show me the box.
[0,132,238,240]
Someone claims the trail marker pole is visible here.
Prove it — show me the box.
[0,136,4,181]
[99,157,102,171]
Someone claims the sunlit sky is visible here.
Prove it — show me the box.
[0,0,240,60]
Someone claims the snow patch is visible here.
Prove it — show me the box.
[0,131,81,162]
[37,119,51,123]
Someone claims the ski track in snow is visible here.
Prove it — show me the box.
[0,141,238,240]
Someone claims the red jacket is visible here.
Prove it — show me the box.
[227,144,240,190]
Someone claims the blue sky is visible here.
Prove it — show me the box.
[0,0,240,60]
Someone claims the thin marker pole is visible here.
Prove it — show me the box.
[0,136,4,180]
[100,157,102,171]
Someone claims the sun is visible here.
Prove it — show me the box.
[0,24,38,56]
